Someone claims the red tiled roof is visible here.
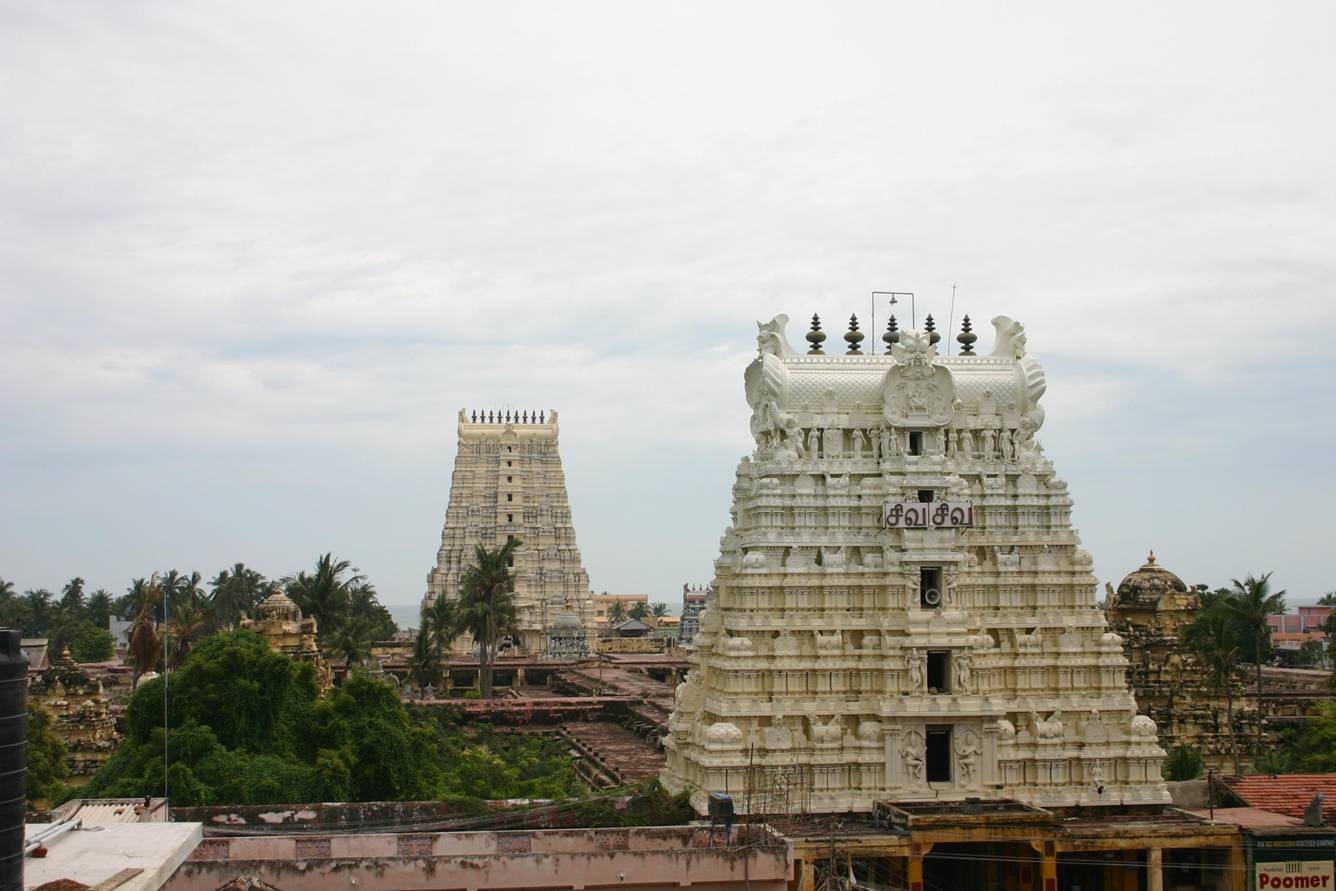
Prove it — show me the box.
[1224,774,1336,820]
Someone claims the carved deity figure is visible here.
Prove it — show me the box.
[906,649,927,693]
[850,427,867,458]
[807,428,821,458]
[999,426,1014,462]
[959,428,975,460]
[823,427,842,458]
[881,426,899,458]
[955,730,981,784]
[953,650,974,693]
[903,731,926,782]
[981,428,996,461]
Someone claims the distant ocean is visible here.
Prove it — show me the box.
[387,602,422,631]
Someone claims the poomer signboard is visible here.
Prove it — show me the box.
[1253,835,1336,890]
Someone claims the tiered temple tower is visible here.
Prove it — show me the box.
[661,313,1168,814]
[424,409,595,656]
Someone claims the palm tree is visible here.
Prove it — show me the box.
[284,554,362,642]
[59,577,86,616]
[1221,572,1287,754]
[650,602,670,618]
[22,589,54,636]
[128,575,163,689]
[425,596,459,658]
[168,599,208,668]
[327,616,375,671]
[455,539,521,699]
[409,624,441,692]
[1183,606,1243,774]
[209,563,268,628]
[86,590,114,629]
[627,601,649,621]
[0,578,13,602]
[607,600,627,624]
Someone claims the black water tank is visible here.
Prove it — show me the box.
[0,629,26,891]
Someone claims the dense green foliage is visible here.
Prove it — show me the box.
[1162,744,1205,781]
[26,703,69,805]
[81,630,583,806]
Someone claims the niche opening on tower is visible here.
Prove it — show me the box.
[927,650,950,693]
[920,566,942,608]
[926,726,952,783]
[908,431,924,456]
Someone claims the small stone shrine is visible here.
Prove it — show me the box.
[29,648,122,776]
[1105,552,1263,771]
[661,312,1169,813]
[423,409,596,656]
[240,588,332,689]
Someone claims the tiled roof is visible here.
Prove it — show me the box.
[1224,774,1336,821]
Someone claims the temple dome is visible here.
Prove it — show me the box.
[257,590,302,622]
[1113,551,1193,611]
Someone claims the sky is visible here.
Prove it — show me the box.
[2,2,1333,615]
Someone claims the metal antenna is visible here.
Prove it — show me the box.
[946,283,957,355]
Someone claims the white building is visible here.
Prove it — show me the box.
[423,409,595,656]
[661,313,1168,814]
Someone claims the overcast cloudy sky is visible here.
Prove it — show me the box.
[2,2,1333,615]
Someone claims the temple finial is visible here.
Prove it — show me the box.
[844,314,864,355]
[883,315,899,353]
[806,314,826,355]
[1147,549,1156,565]
[925,314,940,345]
[471,410,477,423]
[957,314,977,355]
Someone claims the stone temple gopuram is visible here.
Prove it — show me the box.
[423,409,595,656]
[661,313,1169,814]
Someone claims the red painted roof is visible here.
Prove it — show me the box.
[1224,774,1336,820]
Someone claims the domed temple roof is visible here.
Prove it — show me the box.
[257,589,302,622]
[1113,551,1195,612]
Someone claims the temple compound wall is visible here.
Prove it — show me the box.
[661,312,1169,814]
[423,410,595,657]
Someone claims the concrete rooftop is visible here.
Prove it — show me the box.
[24,821,202,891]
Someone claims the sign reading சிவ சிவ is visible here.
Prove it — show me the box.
[883,502,974,529]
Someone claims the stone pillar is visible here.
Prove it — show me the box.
[1030,841,1056,891]
[908,843,932,891]
[1148,847,1163,891]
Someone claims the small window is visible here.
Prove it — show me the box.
[506,460,512,467]
[507,446,513,453]
[927,651,949,693]
[917,489,934,503]
[920,567,942,608]
[908,432,923,456]
[506,513,513,523]
[506,493,513,502]
[926,726,952,782]
[506,475,512,482]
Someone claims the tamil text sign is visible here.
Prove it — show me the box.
[883,502,974,529]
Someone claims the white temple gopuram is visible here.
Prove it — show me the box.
[423,409,595,657]
[660,313,1169,814]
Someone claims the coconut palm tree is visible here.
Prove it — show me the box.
[455,540,521,699]
[1221,572,1286,754]
[327,616,375,672]
[209,563,268,628]
[128,575,163,689]
[22,589,54,636]
[59,577,86,616]
[607,600,627,624]
[424,595,459,659]
[86,590,114,629]
[1183,606,1244,775]
[284,554,362,642]
[627,601,649,621]
[650,602,670,618]
[168,598,208,668]
[409,624,441,692]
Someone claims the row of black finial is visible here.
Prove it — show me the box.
[469,410,546,424]
[805,313,978,355]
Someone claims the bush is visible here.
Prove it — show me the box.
[1163,744,1205,781]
